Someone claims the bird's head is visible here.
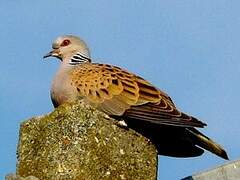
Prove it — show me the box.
[43,35,91,64]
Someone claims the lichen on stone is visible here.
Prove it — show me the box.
[16,101,157,180]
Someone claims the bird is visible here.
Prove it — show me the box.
[43,35,228,160]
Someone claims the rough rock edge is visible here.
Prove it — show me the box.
[8,101,157,180]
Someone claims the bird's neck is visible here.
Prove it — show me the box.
[67,52,91,66]
[58,52,91,73]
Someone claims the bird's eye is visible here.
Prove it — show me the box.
[60,39,71,47]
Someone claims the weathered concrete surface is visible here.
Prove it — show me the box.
[5,174,39,180]
[15,101,157,180]
[182,160,240,180]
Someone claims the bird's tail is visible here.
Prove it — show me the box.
[187,128,229,160]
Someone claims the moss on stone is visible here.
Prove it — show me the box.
[16,101,157,180]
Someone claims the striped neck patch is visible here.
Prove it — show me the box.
[69,52,91,65]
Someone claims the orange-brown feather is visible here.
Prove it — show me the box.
[70,63,206,127]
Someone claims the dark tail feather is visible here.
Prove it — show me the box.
[187,128,229,160]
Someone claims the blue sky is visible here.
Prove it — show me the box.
[0,1,239,179]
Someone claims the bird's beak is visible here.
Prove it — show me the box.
[43,49,60,59]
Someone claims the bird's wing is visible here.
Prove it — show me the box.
[71,63,206,128]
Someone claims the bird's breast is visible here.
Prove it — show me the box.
[50,68,80,107]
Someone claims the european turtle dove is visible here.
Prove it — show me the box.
[43,35,228,160]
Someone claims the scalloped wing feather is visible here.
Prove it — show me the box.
[70,63,206,127]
